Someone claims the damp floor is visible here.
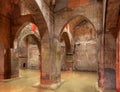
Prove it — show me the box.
[0,69,116,92]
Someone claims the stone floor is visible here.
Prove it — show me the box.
[0,69,116,92]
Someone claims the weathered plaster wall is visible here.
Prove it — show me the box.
[0,13,11,49]
[18,38,28,69]
[74,41,97,71]
[73,22,97,71]
[27,36,40,70]
[36,0,63,84]
[54,0,103,37]
[0,0,13,79]
[54,0,103,71]
[105,33,116,69]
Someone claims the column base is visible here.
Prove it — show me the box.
[0,76,23,82]
[95,82,104,92]
[0,73,19,81]
[117,88,120,92]
[33,79,65,90]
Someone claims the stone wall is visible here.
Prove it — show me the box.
[0,14,11,48]
[74,40,97,71]
[104,32,116,89]
[105,33,116,69]
[11,49,19,75]
[56,6,100,71]
[28,44,39,70]
[54,0,103,37]
[0,0,14,79]
[73,21,97,71]
[18,38,28,69]
[16,35,40,70]
[54,0,103,71]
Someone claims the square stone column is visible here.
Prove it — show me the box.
[0,14,19,80]
[116,16,120,92]
[0,46,19,80]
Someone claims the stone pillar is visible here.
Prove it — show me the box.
[98,0,106,89]
[40,33,52,85]
[0,14,17,80]
[116,16,120,92]
[18,38,28,69]
[65,54,73,71]
[39,2,62,87]
[51,39,61,84]
[40,37,61,87]
[40,32,62,89]
[98,33,105,89]
[0,0,19,79]
[0,45,15,79]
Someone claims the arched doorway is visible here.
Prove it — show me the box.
[59,15,97,71]
[15,34,40,70]
[60,31,73,71]
[58,15,98,91]
[12,22,41,80]
[73,19,97,71]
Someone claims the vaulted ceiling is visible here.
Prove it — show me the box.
[21,0,48,38]
[106,0,120,30]
[13,0,120,35]
[43,0,120,31]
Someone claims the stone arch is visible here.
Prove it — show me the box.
[54,2,103,73]
[55,6,102,37]
[73,18,97,71]
[60,32,72,54]
[12,22,41,78]
[21,0,48,38]
[58,15,97,71]
[19,0,55,86]
[59,15,97,53]
[14,22,40,49]
[60,31,73,71]
[59,15,96,35]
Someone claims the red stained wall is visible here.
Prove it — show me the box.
[67,0,89,8]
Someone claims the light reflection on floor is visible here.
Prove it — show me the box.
[0,69,116,92]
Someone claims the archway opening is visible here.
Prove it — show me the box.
[73,19,97,71]
[12,22,41,82]
[60,16,97,71]
[59,15,98,91]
